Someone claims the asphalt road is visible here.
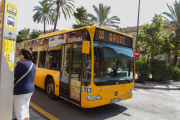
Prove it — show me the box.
[31,87,180,120]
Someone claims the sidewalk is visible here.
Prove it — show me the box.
[13,106,49,120]
[134,81,180,90]
[134,74,180,90]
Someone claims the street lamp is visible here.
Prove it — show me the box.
[135,0,140,73]
[136,0,140,51]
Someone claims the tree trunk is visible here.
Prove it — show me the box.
[173,54,177,66]
[151,45,154,60]
[168,54,170,63]
[54,0,60,32]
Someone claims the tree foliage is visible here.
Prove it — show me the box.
[16,32,23,43]
[138,14,164,60]
[16,28,31,43]
[72,6,94,29]
[87,3,120,29]
[161,34,173,62]
[171,34,180,59]
[29,29,41,39]
[162,0,180,66]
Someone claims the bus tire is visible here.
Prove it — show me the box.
[46,78,56,100]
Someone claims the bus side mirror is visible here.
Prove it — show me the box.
[82,41,90,54]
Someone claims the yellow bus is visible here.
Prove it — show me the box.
[16,26,135,108]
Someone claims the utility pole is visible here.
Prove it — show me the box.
[135,0,140,73]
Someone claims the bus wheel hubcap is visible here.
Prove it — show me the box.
[47,84,54,94]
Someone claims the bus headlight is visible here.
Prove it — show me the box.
[127,89,132,94]
[85,95,102,101]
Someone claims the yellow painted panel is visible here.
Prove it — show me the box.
[81,82,134,108]
[34,67,60,96]
[123,93,133,101]
[82,41,90,54]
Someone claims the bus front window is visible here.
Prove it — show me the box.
[93,41,134,86]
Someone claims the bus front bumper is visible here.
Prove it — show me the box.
[81,93,133,108]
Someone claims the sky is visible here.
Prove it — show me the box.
[11,0,175,33]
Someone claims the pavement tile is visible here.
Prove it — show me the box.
[13,106,48,120]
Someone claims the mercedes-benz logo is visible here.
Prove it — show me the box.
[114,91,118,96]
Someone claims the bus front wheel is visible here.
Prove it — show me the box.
[46,78,56,100]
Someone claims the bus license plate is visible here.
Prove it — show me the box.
[111,98,120,104]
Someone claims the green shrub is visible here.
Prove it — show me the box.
[136,57,151,81]
[172,66,180,80]
[150,60,173,81]
[176,62,180,69]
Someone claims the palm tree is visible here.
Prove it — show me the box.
[22,28,31,41]
[29,29,41,39]
[88,3,120,29]
[33,0,55,34]
[47,0,75,31]
[162,0,180,66]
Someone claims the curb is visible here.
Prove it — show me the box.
[134,84,180,90]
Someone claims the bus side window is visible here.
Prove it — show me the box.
[38,51,46,68]
[46,55,52,69]
[32,52,38,66]
[47,50,61,70]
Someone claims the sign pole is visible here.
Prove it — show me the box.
[0,1,17,119]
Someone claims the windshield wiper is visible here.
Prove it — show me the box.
[122,77,132,83]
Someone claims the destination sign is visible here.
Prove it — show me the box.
[94,28,133,48]
[66,29,88,43]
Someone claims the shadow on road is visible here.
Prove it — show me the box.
[31,86,128,120]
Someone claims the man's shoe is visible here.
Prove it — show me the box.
[12,118,17,120]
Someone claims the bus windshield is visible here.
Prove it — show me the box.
[93,41,134,86]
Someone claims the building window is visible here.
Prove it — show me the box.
[159,55,164,60]
[171,55,174,59]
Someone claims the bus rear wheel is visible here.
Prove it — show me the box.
[46,78,56,100]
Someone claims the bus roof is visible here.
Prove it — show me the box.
[37,26,133,39]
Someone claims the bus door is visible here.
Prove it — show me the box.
[60,44,71,95]
[69,43,82,104]
[60,43,82,104]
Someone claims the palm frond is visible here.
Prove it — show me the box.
[162,12,177,21]
[88,3,120,28]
